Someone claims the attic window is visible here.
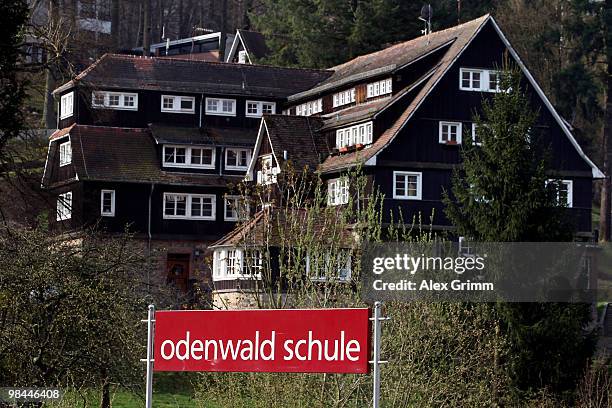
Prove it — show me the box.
[206,97,236,116]
[295,99,322,116]
[460,68,501,92]
[336,122,373,150]
[367,78,392,98]
[245,101,276,118]
[59,141,72,166]
[163,145,214,169]
[332,89,356,108]
[92,91,138,111]
[328,177,349,206]
[547,179,573,208]
[257,154,278,185]
[161,95,195,114]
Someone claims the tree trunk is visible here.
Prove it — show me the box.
[143,0,151,55]
[100,377,110,408]
[111,0,120,50]
[600,0,612,243]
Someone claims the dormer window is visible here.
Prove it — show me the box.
[367,78,392,98]
[336,122,373,149]
[163,145,215,169]
[332,89,355,108]
[257,154,278,185]
[92,91,138,110]
[295,99,322,116]
[439,122,462,145]
[460,68,501,92]
[59,141,72,166]
[245,101,276,118]
[161,95,195,114]
[206,98,236,116]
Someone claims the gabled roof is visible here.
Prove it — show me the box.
[42,125,243,188]
[225,30,270,64]
[287,20,461,102]
[148,124,256,147]
[246,115,329,179]
[53,54,332,98]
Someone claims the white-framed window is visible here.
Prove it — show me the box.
[459,68,501,92]
[91,91,138,110]
[212,248,263,280]
[238,50,248,64]
[161,95,195,113]
[439,121,462,144]
[163,145,215,169]
[547,179,573,208]
[245,101,276,118]
[257,154,278,185]
[224,195,249,221]
[332,88,356,108]
[60,91,74,119]
[163,193,216,220]
[225,148,251,170]
[295,99,323,116]
[56,191,72,221]
[327,177,349,206]
[471,123,482,146]
[205,97,236,116]
[59,141,72,166]
[100,189,115,217]
[458,237,475,257]
[306,250,352,281]
[393,171,422,200]
[367,78,393,98]
[336,121,373,149]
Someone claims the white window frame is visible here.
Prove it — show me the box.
[57,191,72,221]
[59,141,72,166]
[60,91,74,119]
[459,68,501,92]
[245,100,276,118]
[162,145,215,169]
[332,88,356,108]
[205,97,236,117]
[327,177,349,206]
[471,123,482,146]
[163,192,216,220]
[295,99,323,116]
[393,171,422,200]
[366,78,393,98]
[91,91,138,111]
[547,179,573,208]
[335,121,373,149]
[212,248,263,280]
[439,121,462,144]
[100,189,116,217]
[306,250,352,282]
[257,154,278,185]
[225,148,251,170]
[224,195,249,221]
[160,95,196,114]
[238,50,248,64]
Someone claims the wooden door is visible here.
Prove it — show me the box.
[166,254,190,292]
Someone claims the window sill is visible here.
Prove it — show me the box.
[59,162,71,167]
[161,109,195,114]
[92,105,138,111]
[162,163,215,170]
[225,165,249,171]
[59,114,73,120]
[205,111,236,117]
[101,213,115,217]
[392,195,422,201]
[163,215,216,221]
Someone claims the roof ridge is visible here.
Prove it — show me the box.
[330,14,490,71]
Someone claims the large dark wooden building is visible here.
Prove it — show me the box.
[44,15,602,303]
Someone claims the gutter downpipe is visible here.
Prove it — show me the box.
[199,94,204,128]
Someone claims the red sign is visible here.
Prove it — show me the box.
[153,308,370,373]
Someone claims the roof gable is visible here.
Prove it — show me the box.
[319,16,603,179]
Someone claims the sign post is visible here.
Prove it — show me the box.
[370,301,389,408]
[143,304,155,408]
